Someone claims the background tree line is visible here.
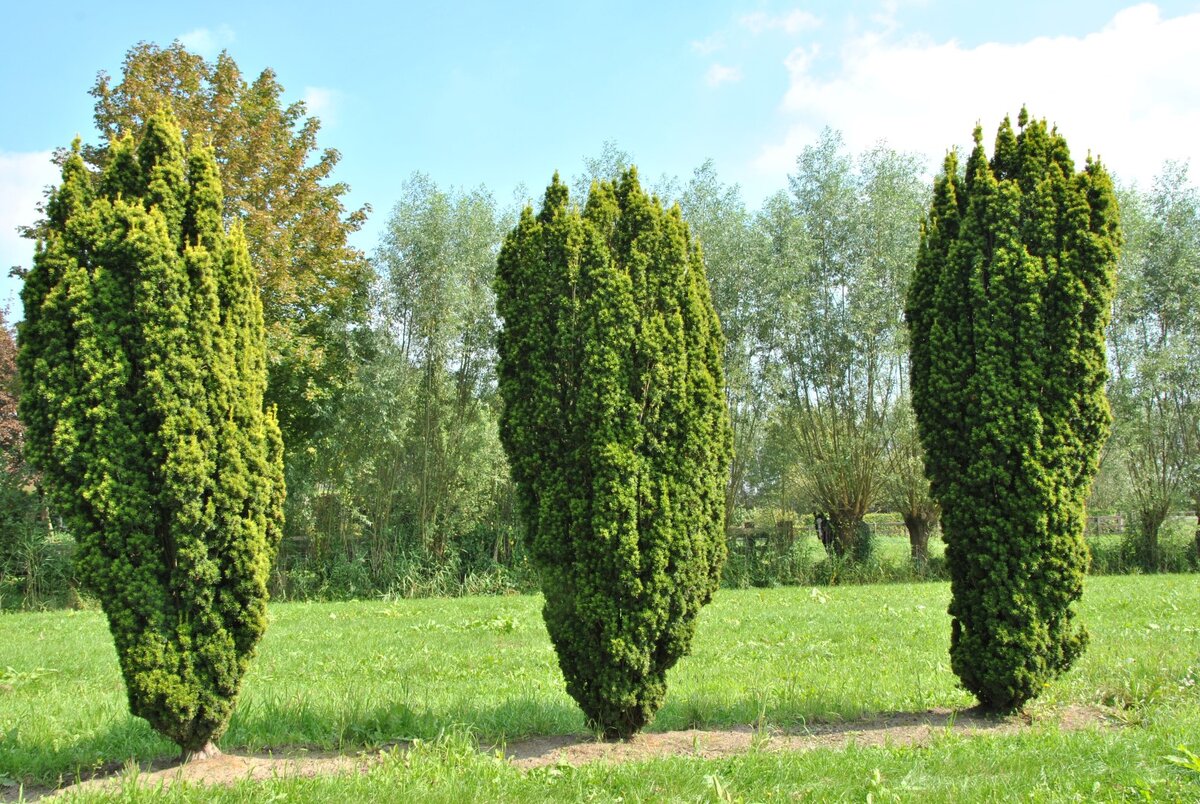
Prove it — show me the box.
[2,43,1197,605]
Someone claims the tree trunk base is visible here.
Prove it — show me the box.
[181,741,221,763]
[1193,512,1199,565]
[903,513,934,565]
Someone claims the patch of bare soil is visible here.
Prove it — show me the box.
[501,704,1115,768]
[11,705,1114,800]
[12,749,376,802]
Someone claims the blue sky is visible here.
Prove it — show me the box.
[3,1,1199,315]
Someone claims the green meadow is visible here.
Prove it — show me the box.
[2,574,1198,801]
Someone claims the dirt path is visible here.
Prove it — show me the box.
[501,704,1111,768]
[9,705,1113,800]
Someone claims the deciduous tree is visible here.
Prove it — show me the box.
[1107,163,1200,568]
[766,132,926,557]
[78,42,371,471]
[678,161,771,524]
[372,174,509,558]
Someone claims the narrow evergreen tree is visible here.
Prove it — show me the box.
[496,170,731,739]
[18,109,284,757]
[907,110,1120,711]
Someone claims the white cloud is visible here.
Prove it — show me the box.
[0,150,58,315]
[705,63,744,88]
[178,24,235,59]
[740,10,822,35]
[755,3,1200,188]
[692,34,725,55]
[302,87,340,124]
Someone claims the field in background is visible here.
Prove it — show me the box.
[5,513,1196,610]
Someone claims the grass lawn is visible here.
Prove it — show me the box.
[2,575,1198,801]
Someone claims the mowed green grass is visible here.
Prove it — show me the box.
[2,575,1198,801]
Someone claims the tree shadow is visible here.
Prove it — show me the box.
[8,692,584,787]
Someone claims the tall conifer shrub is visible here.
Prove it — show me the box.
[496,170,731,739]
[907,110,1119,711]
[19,110,285,755]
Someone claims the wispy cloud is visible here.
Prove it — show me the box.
[302,87,340,124]
[691,34,726,55]
[705,63,744,88]
[0,150,59,313]
[740,10,821,35]
[178,24,235,59]
[755,3,1200,188]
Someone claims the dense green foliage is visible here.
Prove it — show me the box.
[907,111,1121,711]
[17,110,285,752]
[252,174,520,597]
[676,161,767,526]
[75,42,371,549]
[6,58,1196,605]
[495,170,732,738]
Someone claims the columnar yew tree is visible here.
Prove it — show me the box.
[907,110,1119,711]
[18,110,285,756]
[496,170,731,739]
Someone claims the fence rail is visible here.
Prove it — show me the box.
[725,512,1199,555]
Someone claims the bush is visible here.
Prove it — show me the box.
[18,113,285,753]
[907,112,1120,711]
[495,170,732,738]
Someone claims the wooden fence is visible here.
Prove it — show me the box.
[725,513,1197,557]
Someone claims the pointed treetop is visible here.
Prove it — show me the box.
[992,116,1019,181]
[615,165,642,203]
[583,178,619,238]
[539,172,570,224]
[183,144,224,250]
[1047,127,1074,178]
[100,134,141,201]
[943,149,960,177]
[964,127,990,193]
[931,151,961,215]
[1018,105,1030,128]
[47,144,94,228]
[138,107,189,244]
[613,167,652,228]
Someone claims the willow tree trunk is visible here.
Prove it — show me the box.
[1193,503,1199,564]
[903,512,936,564]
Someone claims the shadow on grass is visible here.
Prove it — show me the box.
[224,693,587,748]
[0,716,175,800]
[499,704,1084,768]
[4,694,584,786]
[5,698,1102,801]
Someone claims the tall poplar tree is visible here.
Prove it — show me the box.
[907,110,1119,711]
[18,110,285,757]
[496,170,731,739]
